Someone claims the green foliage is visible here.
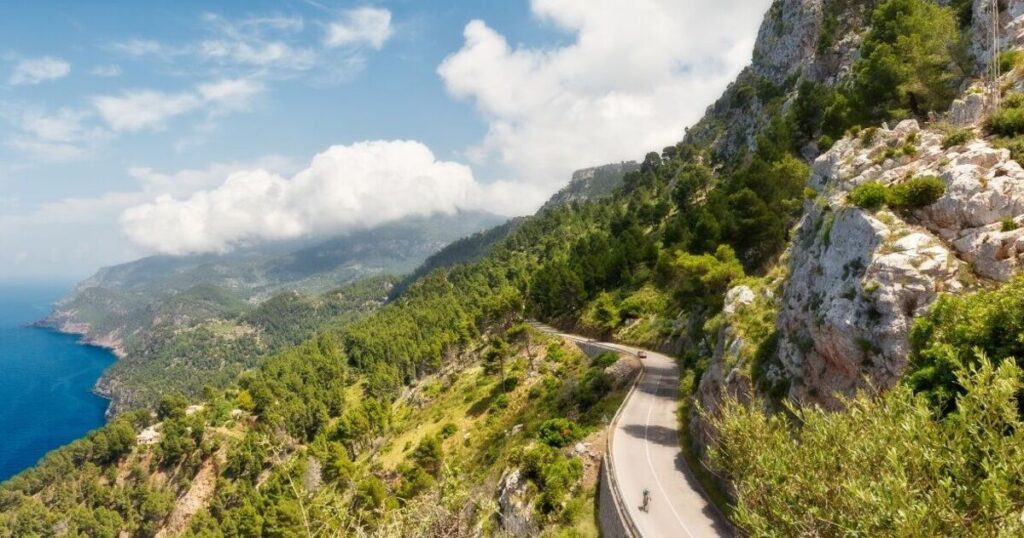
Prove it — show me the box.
[658,245,745,311]
[157,391,189,421]
[851,0,965,122]
[887,175,946,210]
[537,418,584,448]
[986,100,1024,138]
[908,278,1024,414]
[519,444,584,515]
[941,127,974,148]
[710,358,1024,536]
[1000,49,1024,74]
[1002,218,1019,232]
[848,181,888,210]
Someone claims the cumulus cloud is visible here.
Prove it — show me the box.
[324,7,392,49]
[119,140,535,255]
[438,0,770,190]
[9,56,70,85]
[127,155,295,198]
[92,78,263,132]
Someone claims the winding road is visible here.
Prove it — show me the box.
[532,323,731,537]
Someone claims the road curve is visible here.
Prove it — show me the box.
[532,323,731,537]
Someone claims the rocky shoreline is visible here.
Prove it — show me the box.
[32,314,127,417]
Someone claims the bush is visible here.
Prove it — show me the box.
[941,128,973,149]
[709,359,1024,536]
[848,181,888,210]
[908,277,1024,414]
[538,418,584,448]
[986,106,1024,137]
[1000,50,1023,74]
[1002,218,1019,232]
[993,135,1024,164]
[887,176,945,210]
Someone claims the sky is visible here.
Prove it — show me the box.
[0,0,771,279]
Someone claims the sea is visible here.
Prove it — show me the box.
[0,282,114,482]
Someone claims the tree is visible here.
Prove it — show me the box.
[157,392,189,421]
[852,0,964,121]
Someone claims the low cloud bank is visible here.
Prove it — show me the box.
[120,140,545,255]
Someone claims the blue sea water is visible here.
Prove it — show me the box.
[0,282,114,482]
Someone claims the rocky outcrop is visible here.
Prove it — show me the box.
[691,286,759,453]
[971,0,1024,67]
[540,162,640,211]
[496,469,537,538]
[686,0,869,162]
[778,119,1024,407]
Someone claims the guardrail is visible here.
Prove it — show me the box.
[530,322,645,536]
[600,352,644,538]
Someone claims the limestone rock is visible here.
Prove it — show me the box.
[778,118,1024,407]
[496,469,536,538]
[949,92,987,127]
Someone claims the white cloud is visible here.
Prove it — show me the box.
[1,106,107,160]
[197,13,316,71]
[438,0,771,192]
[93,90,201,132]
[92,78,263,132]
[90,64,122,77]
[119,140,532,255]
[111,39,172,57]
[9,56,71,85]
[198,39,316,71]
[324,7,392,49]
[128,155,295,198]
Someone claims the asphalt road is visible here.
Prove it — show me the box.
[532,323,731,537]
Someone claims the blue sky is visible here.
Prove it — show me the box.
[0,0,770,279]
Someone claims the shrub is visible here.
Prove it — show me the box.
[887,176,945,210]
[861,127,879,145]
[908,277,1024,413]
[1002,218,1019,232]
[993,135,1024,164]
[986,106,1024,137]
[818,135,835,151]
[538,418,584,448]
[999,49,1023,74]
[709,358,1024,536]
[941,128,973,149]
[591,351,618,370]
[848,181,888,210]
[1005,92,1024,109]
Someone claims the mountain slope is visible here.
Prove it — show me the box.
[8,0,1024,536]
[40,211,504,413]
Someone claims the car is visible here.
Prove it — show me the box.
[637,351,647,359]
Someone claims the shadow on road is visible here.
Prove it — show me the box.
[673,452,734,536]
[621,424,679,447]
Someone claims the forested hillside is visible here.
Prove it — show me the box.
[7,0,1024,536]
[39,212,505,413]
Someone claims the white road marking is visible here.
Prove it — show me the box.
[641,362,693,538]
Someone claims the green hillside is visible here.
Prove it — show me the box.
[5,0,1024,536]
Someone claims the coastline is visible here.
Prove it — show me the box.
[31,315,124,417]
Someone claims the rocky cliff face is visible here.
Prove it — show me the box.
[694,0,1024,437]
[779,118,1024,406]
[684,0,869,162]
[540,162,640,211]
